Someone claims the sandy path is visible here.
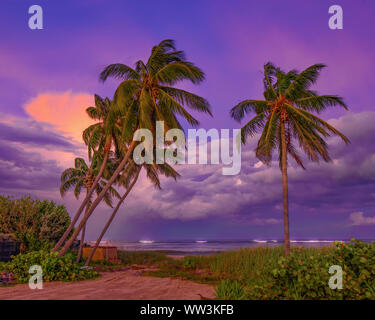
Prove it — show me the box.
[0,270,215,300]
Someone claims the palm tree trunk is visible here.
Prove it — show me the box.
[76,223,86,263]
[53,149,110,252]
[280,121,290,256]
[84,168,141,266]
[76,202,90,262]
[59,140,137,256]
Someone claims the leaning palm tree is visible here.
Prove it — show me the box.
[83,95,123,160]
[53,95,121,252]
[230,62,350,256]
[84,159,180,266]
[58,39,211,256]
[60,156,119,261]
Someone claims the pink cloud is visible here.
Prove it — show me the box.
[24,91,95,144]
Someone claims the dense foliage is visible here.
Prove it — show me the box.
[145,241,375,300]
[0,196,71,251]
[241,240,374,300]
[1,250,98,283]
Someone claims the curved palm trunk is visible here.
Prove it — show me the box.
[53,149,110,252]
[59,140,136,256]
[76,222,86,263]
[77,191,90,262]
[84,168,141,266]
[280,121,290,256]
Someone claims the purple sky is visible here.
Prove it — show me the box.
[0,0,375,240]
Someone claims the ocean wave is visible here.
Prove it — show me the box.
[291,240,335,243]
[139,240,155,244]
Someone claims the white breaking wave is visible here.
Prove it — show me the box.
[291,240,335,243]
[139,240,155,244]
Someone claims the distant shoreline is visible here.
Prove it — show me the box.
[88,239,375,256]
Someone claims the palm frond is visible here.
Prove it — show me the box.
[158,90,199,126]
[160,86,212,116]
[60,177,80,197]
[231,100,268,122]
[285,64,326,99]
[240,112,266,143]
[295,95,348,113]
[99,64,139,82]
[155,61,205,85]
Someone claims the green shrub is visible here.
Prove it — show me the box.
[245,240,375,300]
[261,248,341,299]
[336,240,375,299]
[2,250,98,283]
[215,280,244,299]
[0,195,71,252]
[0,262,7,272]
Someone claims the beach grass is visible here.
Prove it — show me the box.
[142,245,336,286]
[136,242,375,299]
[117,250,173,266]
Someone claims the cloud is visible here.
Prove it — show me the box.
[0,97,88,194]
[0,118,78,151]
[349,212,375,226]
[0,139,62,193]
[2,101,375,239]
[250,217,282,226]
[111,111,375,227]
[24,91,95,144]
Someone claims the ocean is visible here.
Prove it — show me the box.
[87,239,372,256]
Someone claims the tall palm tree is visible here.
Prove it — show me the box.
[230,62,350,256]
[53,95,121,252]
[60,156,119,261]
[58,39,211,256]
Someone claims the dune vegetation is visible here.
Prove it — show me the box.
[141,240,375,300]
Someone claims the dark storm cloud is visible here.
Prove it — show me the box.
[105,111,375,239]
[0,119,78,151]
[0,139,61,191]
[0,117,80,192]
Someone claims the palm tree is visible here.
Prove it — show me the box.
[83,95,123,160]
[84,160,180,266]
[58,39,211,256]
[230,62,350,256]
[60,156,119,261]
[53,95,121,252]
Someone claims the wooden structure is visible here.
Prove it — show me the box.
[0,234,20,262]
[82,246,118,263]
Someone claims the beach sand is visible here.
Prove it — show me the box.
[0,268,215,300]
